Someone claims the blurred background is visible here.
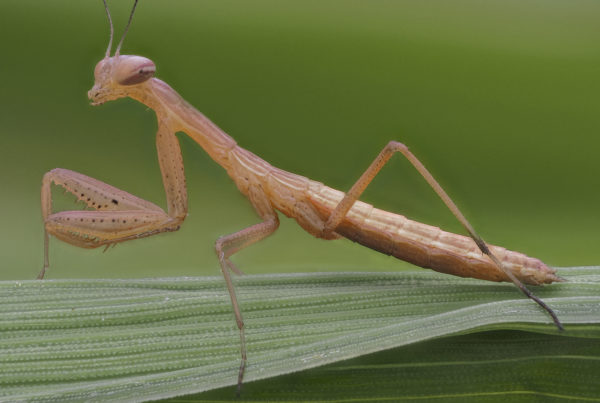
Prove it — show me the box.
[1,0,598,280]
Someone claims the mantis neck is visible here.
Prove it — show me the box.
[129,78,238,171]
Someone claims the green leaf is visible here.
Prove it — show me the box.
[0,267,598,402]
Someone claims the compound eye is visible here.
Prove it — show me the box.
[114,56,156,85]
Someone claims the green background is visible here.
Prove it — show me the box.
[1,0,598,280]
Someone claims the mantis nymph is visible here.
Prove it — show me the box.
[40,1,563,393]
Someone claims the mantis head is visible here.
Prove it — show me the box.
[88,0,153,105]
[89,55,155,105]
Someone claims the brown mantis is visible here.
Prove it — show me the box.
[40,0,564,393]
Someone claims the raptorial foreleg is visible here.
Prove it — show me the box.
[40,123,189,279]
[39,168,181,279]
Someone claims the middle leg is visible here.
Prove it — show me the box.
[215,212,279,395]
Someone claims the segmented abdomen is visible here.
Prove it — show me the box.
[226,148,559,285]
[306,182,561,285]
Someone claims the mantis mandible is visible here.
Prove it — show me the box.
[40,0,564,393]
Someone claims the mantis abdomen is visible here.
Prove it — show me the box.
[306,182,561,286]
[227,148,560,286]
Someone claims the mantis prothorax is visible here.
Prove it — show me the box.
[40,0,564,394]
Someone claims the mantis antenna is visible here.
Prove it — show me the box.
[115,0,139,56]
[102,0,114,58]
[102,0,138,57]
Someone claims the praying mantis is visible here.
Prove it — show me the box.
[40,0,564,393]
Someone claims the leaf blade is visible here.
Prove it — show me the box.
[0,267,598,401]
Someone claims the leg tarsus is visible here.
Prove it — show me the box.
[36,266,47,280]
[38,230,50,280]
[236,327,247,397]
[484,250,563,330]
